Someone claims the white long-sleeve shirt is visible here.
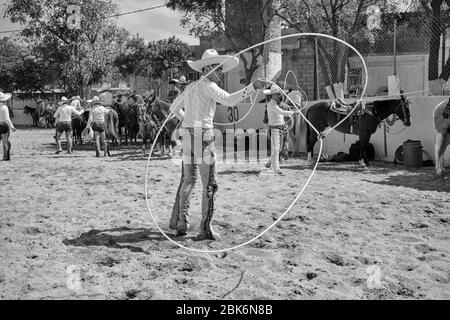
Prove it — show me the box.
[87,105,110,124]
[267,99,294,126]
[0,104,14,129]
[170,77,256,129]
[54,104,82,123]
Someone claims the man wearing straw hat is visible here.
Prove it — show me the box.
[53,96,85,154]
[168,48,271,240]
[262,84,299,175]
[86,96,111,157]
[0,92,16,161]
[168,75,188,102]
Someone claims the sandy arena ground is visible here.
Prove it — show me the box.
[0,127,449,300]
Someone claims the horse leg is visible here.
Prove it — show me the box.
[435,132,447,175]
[306,124,317,163]
[359,134,370,167]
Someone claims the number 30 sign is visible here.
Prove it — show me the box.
[67,5,81,30]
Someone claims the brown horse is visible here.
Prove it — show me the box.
[24,105,39,127]
[306,96,411,166]
[433,99,450,175]
[144,92,179,157]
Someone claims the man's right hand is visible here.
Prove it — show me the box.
[253,79,272,90]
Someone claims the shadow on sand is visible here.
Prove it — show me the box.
[63,226,199,253]
[63,226,166,254]
[365,172,449,193]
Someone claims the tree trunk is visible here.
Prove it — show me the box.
[428,0,443,82]
[253,0,282,82]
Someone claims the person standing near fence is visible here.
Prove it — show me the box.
[0,92,16,161]
[264,85,299,175]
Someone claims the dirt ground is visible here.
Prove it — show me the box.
[0,127,449,300]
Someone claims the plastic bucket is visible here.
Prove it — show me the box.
[403,140,423,168]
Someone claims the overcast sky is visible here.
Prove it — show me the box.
[0,0,199,45]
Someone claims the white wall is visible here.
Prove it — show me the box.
[214,96,450,165]
[349,54,429,96]
[10,98,37,126]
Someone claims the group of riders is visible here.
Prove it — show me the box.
[19,77,189,158]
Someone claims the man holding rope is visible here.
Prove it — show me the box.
[0,92,16,161]
[168,48,271,240]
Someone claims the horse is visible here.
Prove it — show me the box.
[123,95,141,145]
[144,92,179,157]
[24,105,39,127]
[306,96,411,166]
[41,108,55,128]
[104,107,121,147]
[137,103,158,153]
[72,112,87,145]
[112,95,129,144]
[433,99,450,175]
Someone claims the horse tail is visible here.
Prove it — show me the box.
[306,108,311,153]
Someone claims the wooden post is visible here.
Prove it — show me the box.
[442,30,446,73]
[314,37,319,100]
[393,19,397,75]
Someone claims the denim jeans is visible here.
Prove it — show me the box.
[172,128,218,236]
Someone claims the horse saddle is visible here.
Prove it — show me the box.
[330,98,364,116]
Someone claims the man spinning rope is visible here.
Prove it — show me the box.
[0,92,16,161]
[168,48,271,240]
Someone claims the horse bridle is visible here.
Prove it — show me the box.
[394,97,410,126]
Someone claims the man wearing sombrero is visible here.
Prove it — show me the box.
[169,48,271,240]
[86,96,111,157]
[0,92,16,161]
[53,96,85,154]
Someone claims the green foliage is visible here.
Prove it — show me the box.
[147,36,191,79]
[4,0,129,95]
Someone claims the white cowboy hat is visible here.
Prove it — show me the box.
[87,96,101,104]
[187,49,239,73]
[171,75,188,84]
[0,92,12,101]
[263,84,283,95]
[70,95,81,101]
[58,96,69,105]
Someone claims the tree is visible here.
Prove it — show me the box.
[147,36,191,79]
[114,34,150,77]
[0,36,55,97]
[167,0,282,84]
[276,0,379,87]
[5,0,129,97]
[419,0,450,91]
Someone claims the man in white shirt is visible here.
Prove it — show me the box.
[168,48,271,240]
[54,96,84,154]
[0,92,16,161]
[86,96,111,157]
[263,85,299,174]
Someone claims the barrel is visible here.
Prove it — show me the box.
[403,140,423,168]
